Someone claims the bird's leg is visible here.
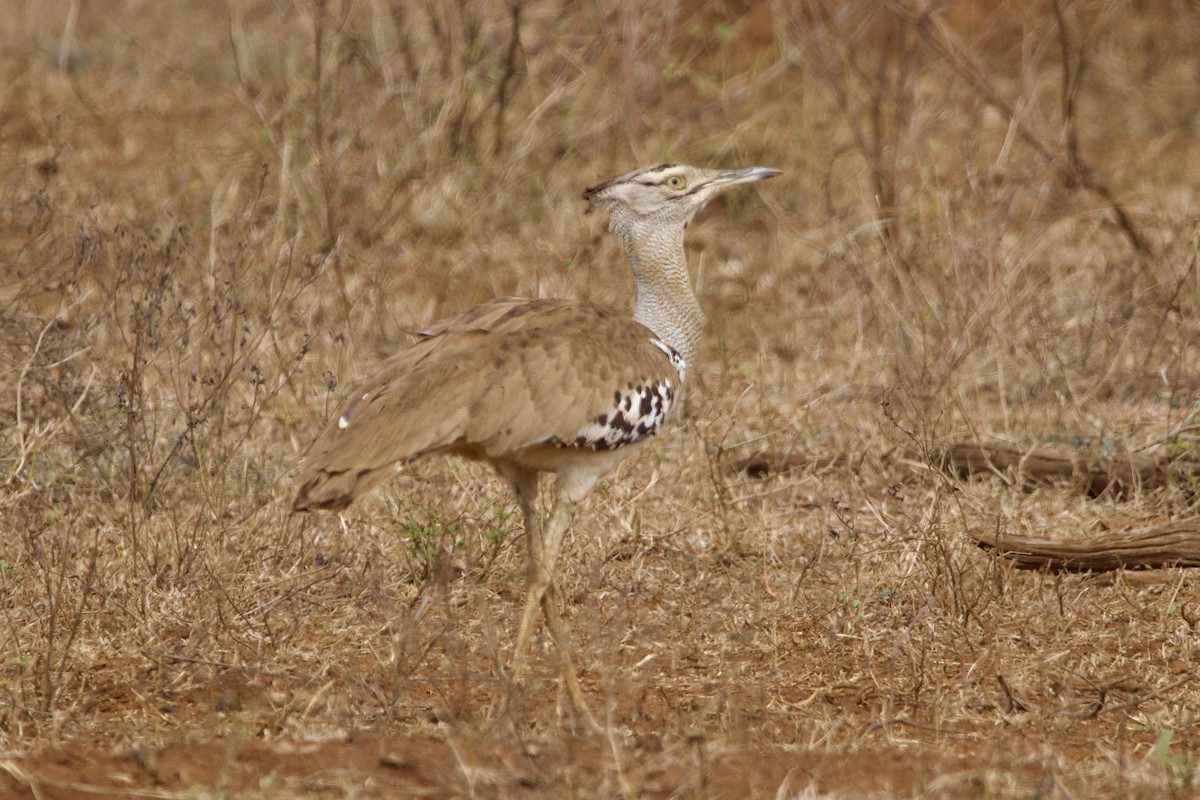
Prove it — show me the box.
[510,490,600,730]
[511,493,571,677]
[511,491,546,680]
[537,500,600,729]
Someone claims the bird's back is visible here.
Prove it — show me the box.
[293,297,686,511]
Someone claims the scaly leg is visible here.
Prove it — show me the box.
[508,489,599,729]
[534,501,599,729]
[511,490,545,679]
[512,495,571,679]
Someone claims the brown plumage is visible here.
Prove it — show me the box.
[293,163,779,727]
[294,298,680,511]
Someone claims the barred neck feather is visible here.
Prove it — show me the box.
[611,210,703,378]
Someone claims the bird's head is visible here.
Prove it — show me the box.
[582,163,780,227]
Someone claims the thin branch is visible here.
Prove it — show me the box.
[887,0,1152,257]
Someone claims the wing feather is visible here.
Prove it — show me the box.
[293,299,681,511]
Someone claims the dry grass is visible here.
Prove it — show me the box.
[1,0,1199,797]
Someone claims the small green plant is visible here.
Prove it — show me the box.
[391,506,459,584]
[476,506,515,582]
[389,497,519,586]
[1151,730,1196,789]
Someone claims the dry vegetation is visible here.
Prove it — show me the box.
[2,0,1199,797]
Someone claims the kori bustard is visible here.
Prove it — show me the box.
[294,163,779,725]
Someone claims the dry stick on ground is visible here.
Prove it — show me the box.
[731,438,1200,497]
[933,439,1200,498]
[969,519,1200,572]
[886,0,1152,259]
[734,441,1200,569]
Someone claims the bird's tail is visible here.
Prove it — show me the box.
[292,463,397,512]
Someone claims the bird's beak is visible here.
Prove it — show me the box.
[710,167,782,187]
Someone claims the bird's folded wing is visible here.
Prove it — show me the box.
[294,299,683,504]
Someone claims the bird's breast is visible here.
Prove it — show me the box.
[552,377,676,452]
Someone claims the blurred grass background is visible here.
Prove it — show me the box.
[1,1,1199,797]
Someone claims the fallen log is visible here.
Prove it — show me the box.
[934,440,1200,498]
[968,518,1200,571]
[731,440,1200,496]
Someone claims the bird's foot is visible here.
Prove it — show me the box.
[496,647,602,734]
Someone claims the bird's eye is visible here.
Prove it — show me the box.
[665,175,686,189]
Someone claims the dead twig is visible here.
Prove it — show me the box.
[969,518,1200,571]
[932,439,1200,498]
[887,0,1152,258]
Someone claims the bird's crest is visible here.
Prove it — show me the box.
[582,163,679,213]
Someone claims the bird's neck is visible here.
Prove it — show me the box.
[619,221,704,377]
